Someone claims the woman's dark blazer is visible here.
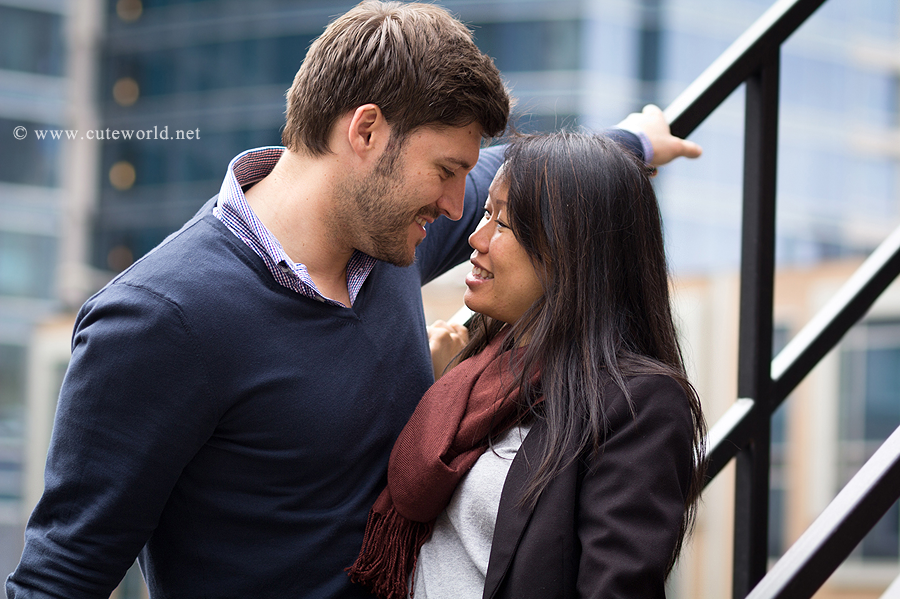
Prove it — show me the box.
[482,374,696,599]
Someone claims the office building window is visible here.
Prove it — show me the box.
[0,6,64,76]
[0,232,57,299]
[839,320,900,559]
[92,224,182,274]
[769,325,789,558]
[102,126,281,188]
[890,75,900,128]
[0,344,25,441]
[471,20,580,73]
[0,118,60,187]
[108,34,314,98]
[508,113,580,135]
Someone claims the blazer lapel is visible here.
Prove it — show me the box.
[482,420,545,599]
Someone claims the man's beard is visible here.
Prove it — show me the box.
[337,143,435,267]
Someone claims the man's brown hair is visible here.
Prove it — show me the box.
[282,1,510,155]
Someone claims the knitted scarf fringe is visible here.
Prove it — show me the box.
[347,505,432,599]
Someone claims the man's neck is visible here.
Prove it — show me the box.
[244,149,354,306]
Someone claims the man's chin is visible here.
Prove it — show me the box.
[372,244,417,268]
[361,231,421,267]
[391,248,418,268]
[392,237,424,267]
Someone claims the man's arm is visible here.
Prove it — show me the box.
[615,104,703,167]
[7,284,217,598]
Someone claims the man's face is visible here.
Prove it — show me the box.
[338,123,482,267]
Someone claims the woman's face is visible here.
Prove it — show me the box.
[464,177,544,325]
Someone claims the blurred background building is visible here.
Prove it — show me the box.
[0,0,897,596]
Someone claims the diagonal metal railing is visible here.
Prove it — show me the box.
[744,423,900,599]
[447,0,900,596]
[662,0,900,597]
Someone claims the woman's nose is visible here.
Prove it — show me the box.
[468,217,490,252]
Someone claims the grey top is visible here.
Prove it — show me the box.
[412,424,533,599]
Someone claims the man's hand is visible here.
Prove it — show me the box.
[427,320,469,380]
[617,104,702,167]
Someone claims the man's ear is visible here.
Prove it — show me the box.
[347,104,390,160]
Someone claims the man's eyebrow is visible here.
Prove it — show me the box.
[444,157,473,171]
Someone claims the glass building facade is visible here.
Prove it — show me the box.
[97,0,313,269]
[2,0,898,595]
[96,0,900,275]
[0,0,70,577]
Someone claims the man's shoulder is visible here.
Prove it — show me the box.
[471,143,505,186]
[93,199,262,309]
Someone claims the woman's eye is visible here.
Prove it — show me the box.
[482,208,507,229]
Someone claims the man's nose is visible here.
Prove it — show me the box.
[437,178,466,221]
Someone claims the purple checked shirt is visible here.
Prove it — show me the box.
[213,146,376,307]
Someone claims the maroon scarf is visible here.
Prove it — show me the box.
[348,333,533,599]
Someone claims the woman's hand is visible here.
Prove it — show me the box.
[427,320,469,380]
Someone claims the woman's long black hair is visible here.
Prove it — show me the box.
[458,131,706,573]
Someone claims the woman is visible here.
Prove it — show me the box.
[349,132,706,599]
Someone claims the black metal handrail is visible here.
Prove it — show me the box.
[744,424,900,599]
[448,1,900,595]
[665,0,827,137]
[700,224,900,484]
[662,0,900,597]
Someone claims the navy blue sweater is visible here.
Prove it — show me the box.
[8,134,642,598]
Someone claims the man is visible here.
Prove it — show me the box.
[7,2,700,598]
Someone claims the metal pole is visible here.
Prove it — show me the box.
[733,48,780,598]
